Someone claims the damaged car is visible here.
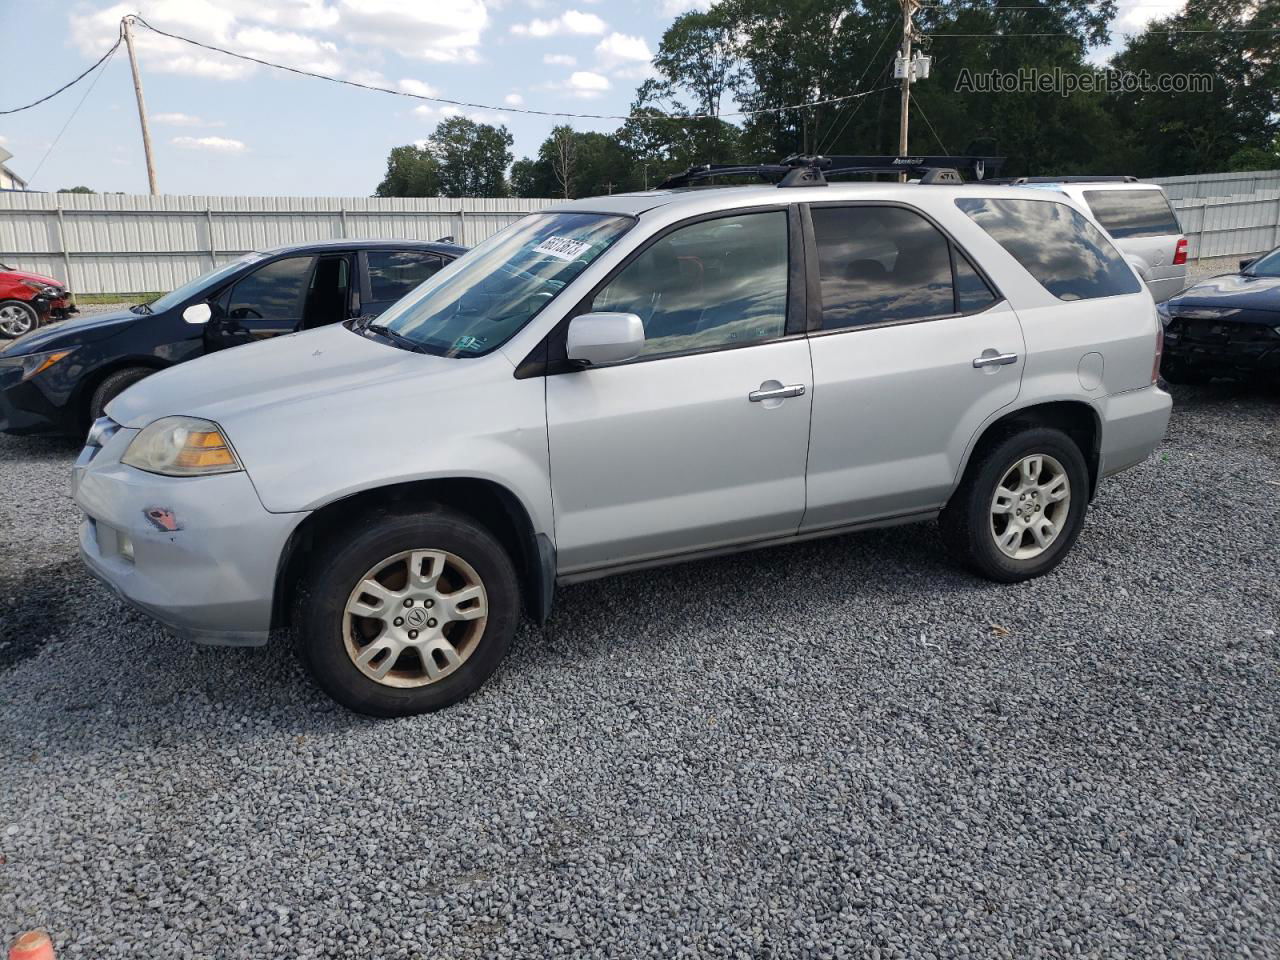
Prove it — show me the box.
[0,263,76,339]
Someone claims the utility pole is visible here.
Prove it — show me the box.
[122,16,159,195]
[897,0,919,181]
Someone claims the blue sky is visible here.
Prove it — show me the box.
[0,0,1182,197]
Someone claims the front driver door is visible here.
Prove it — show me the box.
[205,254,316,352]
[545,208,812,577]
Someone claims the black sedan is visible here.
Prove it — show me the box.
[1159,247,1280,384]
[0,239,465,436]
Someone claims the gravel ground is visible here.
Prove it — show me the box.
[2,383,1278,959]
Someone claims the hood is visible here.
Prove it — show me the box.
[0,309,138,356]
[1168,273,1280,317]
[3,269,62,288]
[107,322,481,429]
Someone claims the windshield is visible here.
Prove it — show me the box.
[375,212,633,357]
[1247,249,1280,277]
[145,254,266,313]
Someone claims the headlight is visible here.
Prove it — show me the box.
[121,416,243,477]
[0,348,76,381]
[19,279,59,296]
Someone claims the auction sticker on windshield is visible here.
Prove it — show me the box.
[533,236,592,261]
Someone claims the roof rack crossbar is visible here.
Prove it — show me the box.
[655,154,1008,190]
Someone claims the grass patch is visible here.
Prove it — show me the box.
[74,292,162,305]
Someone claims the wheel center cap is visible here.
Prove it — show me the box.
[405,607,430,628]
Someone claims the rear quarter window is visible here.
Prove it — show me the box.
[955,197,1142,302]
[1082,190,1181,239]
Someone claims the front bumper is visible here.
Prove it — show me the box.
[71,426,306,646]
[1094,383,1172,479]
[0,366,73,435]
[1162,316,1280,377]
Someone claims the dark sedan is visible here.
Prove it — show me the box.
[0,239,465,436]
[1159,247,1280,384]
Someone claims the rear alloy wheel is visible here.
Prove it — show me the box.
[940,427,1089,583]
[0,300,39,339]
[297,508,519,716]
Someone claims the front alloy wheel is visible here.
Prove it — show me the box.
[297,507,520,717]
[0,300,38,339]
[343,549,489,687]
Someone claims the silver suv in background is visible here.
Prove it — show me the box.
[1013,178,1187,302]
[71,167,1172,716]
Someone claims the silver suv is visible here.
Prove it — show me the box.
[72,176,1172,716]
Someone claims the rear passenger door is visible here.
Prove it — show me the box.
[800,203,1025,531]
[361,249,446,317]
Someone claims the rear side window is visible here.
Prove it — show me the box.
[1082,190,1181,239]
[811,206,953,329]
[810,205,998,330]
[367,250,444,301]
[956,197,1141,301]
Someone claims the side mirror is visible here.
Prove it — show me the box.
[182,302,212,325]
[1240,258,1257,273]
[566,312,645,367]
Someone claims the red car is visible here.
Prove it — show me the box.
[0,263,76,339]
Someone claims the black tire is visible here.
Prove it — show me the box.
[0,299,39,339]
[88,367,152,422]
[939,427,1089,583]
[295,507,520,717]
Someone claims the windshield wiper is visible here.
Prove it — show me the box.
[360,321,429,354]
[130,303,154,315]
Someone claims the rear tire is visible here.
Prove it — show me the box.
[88,367,152,422]
[940,427,1089,583]
[296,507,520,717]
[0,300,39,339]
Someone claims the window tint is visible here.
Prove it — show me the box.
[956,197,1142,301]
[953,249,998,313]
[367,250,443,301]
[591,211,788,359]
[811,206,954,330]
[1082,190,1181,239]
[227,256,315,321]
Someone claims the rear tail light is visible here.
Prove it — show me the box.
[1153,321,1164,384]
[1172,237,1188,266]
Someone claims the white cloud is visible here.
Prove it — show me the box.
[231,26,341,73]
[346,68,387,86]
[595,32,650,69]
[511,9,605,36]
[399,78,439,97]
[72,2,247,79]
[413,104,436,116]
[339,0,489,63]
[543,53,576,65]
[568,70,609,96]
[504,92,524,106]
[660,0,711,12]
[152,112,225,126]
[1115,0,1185,30]
[172,135,248,152]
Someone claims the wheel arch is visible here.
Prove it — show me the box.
[954,399,1102,502]
[73,356,172,429]
[271,476,554,634]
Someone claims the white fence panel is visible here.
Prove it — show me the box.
[0,193,555,295]
[1149,169,1280,201]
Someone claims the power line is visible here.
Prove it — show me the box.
[817,20,900,155]
[126,14,896,123]
[911,98,950,155]
[0,28,123,115]
[28,43,120,186]
[928,27,1280,34]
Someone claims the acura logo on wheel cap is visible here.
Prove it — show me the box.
[405,607,429,628]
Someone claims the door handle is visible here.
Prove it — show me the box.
[749,383,806,402]
[972,352,1018,368]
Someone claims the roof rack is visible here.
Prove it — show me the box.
[655,154,1006,190]
[1008,175,1139,184]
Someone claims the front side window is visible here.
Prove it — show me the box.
[590,211,789,359]
[1082,190,1181,239]
[957,197,1142,301]
[811,206,957,330]
[1246,248,1280,277]
[367,250,443,301]
[379,212,632,357]
[227,256,316,321]
[145,253,265,313]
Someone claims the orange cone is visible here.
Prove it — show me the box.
[8,931,54,960]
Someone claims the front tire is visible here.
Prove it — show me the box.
[296,508,520,717]
[88,367,153,423]
[0,300,39,339]
[940,427,1089,583]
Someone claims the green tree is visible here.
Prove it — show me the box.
[373,145,440,197]
[56,185,96,193]
[428,117,514,198]
[511,126,639,199]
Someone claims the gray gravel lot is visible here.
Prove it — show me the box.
[2,383,1278,959]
